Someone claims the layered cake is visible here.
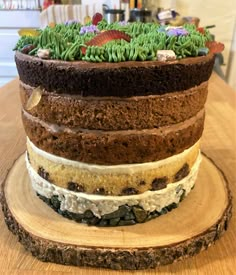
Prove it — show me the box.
[14,18,219,226]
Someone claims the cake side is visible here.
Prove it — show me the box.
[22,109,204,165]
[26,147,201,226]
[13,20,221,227]
[27,138,200,195]
[20,81,208,130]
[15,51,214,97]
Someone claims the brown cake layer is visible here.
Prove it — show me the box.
[20,81,208,131]
[22,109,205,165]
[15,51,214,97]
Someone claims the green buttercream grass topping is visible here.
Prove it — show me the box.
[14,21,212,62]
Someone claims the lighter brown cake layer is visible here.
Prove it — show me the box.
[20,81,208,131]
[22,109,205,165]
[27,138,199,195]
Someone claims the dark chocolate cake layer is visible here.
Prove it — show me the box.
[20,81,208,131]
[22,109,204,165]
[15,52,214,97]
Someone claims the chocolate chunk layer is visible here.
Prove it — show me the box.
[151,177,168,191]
[121,187,139,195]
[38,167,50,181]
[67,182,85,192]
[174,164,190,182]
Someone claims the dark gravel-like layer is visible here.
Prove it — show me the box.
[36,192,186,226]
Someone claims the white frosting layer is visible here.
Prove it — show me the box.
[26,152,201,218]
[27,137,200,175]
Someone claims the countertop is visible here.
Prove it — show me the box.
[0,74,235,274]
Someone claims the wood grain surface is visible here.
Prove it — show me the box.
[0,74,236,274]
[0,153,232,270]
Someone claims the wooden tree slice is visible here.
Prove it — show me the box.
[0,154,232,270]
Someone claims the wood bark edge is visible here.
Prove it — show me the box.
[0,154,233,270]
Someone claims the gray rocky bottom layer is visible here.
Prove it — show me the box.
[36,189,190,226]
[26,152,201,226]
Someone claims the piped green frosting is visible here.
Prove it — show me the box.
[14,21,212,62]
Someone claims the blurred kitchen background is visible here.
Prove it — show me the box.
[0,0,235,90]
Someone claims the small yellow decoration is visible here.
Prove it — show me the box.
[84,16,91,25]
[26,87,43,111]
[18,28,39,37]
[48,22,56,28]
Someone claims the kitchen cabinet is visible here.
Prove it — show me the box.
[0,10,40,87]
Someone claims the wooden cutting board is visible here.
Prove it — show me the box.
[0,153,232,270]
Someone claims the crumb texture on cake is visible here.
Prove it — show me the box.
[15,48,215,226]
[26,151,201,225]
[27,138,200,195]
[15,52,214,97]
[22,109,204,165]
[20,81,208,130]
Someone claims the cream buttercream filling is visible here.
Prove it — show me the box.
[26,152,201,218]
[27,137,200,175]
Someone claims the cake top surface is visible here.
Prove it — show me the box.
[14,14,223,63]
